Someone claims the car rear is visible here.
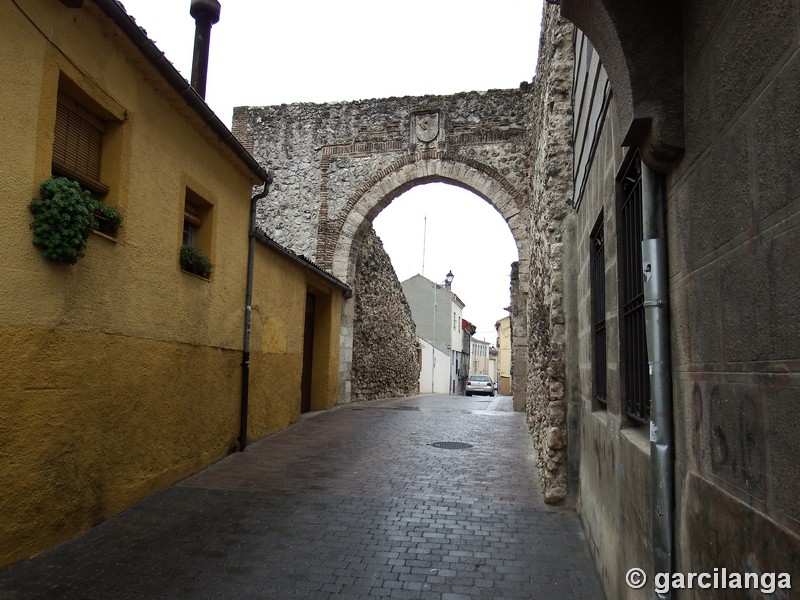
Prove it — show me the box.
[466,375,495,396]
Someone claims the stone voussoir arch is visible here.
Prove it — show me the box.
[324,151,529,284]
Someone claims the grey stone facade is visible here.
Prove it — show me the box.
[350,226,420,402]
[563,1,800,598]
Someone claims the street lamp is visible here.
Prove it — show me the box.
[432,270,454,394]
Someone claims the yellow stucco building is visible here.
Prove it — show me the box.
[494,316,512,396]
[0,0,347,567]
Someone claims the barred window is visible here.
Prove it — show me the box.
[618,152,649,423]
[590,212,606,407]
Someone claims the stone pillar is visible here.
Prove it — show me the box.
[510,262,528,411]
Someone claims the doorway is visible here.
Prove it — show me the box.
[301,292,315,413]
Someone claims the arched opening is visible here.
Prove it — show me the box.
[327,156,528,283]
[373,182,519,398]
[330,155,531,407]
[375,182,518,338]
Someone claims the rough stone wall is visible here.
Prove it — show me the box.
[232,91,530,264]
[350,225,420,402]
[522,6,576,504]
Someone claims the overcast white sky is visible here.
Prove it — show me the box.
[120,0,544,341]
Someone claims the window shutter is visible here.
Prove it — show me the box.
[184,209,203,228]
[52,98,104,188]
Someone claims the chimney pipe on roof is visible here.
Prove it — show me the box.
[189,0,221,99]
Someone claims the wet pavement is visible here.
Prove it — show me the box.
[0,394,603,599]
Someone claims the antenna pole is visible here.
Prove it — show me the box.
[421,214,427,276]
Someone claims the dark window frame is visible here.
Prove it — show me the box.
[617,151,650,424]
[590,212,607,407]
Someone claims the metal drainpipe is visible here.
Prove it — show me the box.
[239,181,271,451]
[641,163,674,599]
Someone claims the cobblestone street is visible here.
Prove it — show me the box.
[0,395,603,599]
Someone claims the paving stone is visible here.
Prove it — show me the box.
[0,395,603,599]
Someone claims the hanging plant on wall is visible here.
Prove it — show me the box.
[92,201,123,237]
[179,244,213,278]
[29,177,124,264]
[29,177,96,264]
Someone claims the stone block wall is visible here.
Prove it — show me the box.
[668,1,800,590]
[350,225,420,402]
[562,1,800,595]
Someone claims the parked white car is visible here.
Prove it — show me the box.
[466,375,495,397]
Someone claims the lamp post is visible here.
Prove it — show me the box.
[432,270,454,394]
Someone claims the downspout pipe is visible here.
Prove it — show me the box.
[641,164,674,599]
[239,180,271,451]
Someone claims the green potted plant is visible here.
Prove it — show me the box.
[29,177,96,264]
[179,244,212,278]
[92,202,123,237]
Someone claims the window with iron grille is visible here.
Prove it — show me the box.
[618,152,649,423]
[590,212,607,407]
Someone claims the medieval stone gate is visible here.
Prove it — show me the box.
[233,90,534,407]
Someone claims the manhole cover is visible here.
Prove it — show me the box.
[428,441,473,450]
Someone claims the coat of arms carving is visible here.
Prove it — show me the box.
[414,112,439,143]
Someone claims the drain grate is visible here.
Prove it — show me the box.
[428,441,473,450]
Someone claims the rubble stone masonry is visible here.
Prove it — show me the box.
[521,8,576,503]
[351,226,420,402]
[232,91,530,266]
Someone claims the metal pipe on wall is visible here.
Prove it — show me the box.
[641,164,674,599]
[239,181,271,451]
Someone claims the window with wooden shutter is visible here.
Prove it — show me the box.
[52,95,108,195]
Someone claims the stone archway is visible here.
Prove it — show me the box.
[327,154,528,285]
[326,153,531,404]
[234,90,533,406]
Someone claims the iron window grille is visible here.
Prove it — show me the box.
[590,213,607,406]
[618,152,650,424]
